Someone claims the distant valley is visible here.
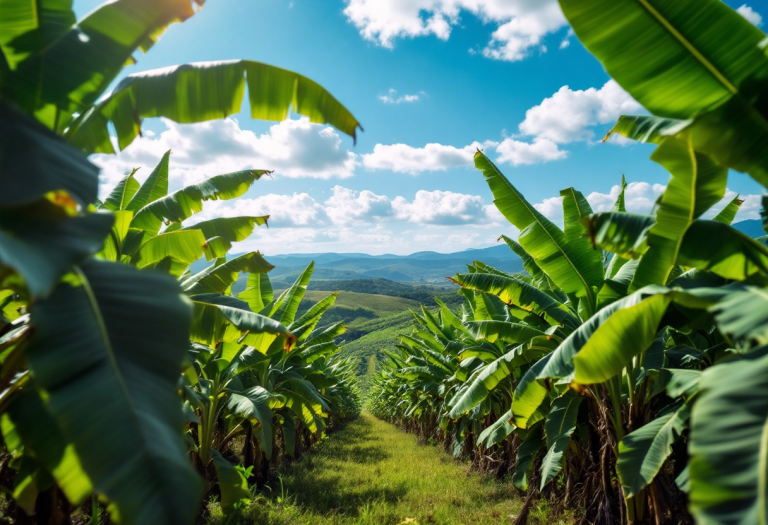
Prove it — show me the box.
[263,243,524,285]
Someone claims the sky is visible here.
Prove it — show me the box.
[75,0,768,256]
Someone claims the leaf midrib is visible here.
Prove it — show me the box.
[489,161,595,307]
[635,0,737,95]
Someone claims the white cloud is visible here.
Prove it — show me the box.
[393,189,499,225]
[519,80,641,144]
[495,137,566,165]
[324,186,395,224]
[361,141,494,173]
[93,117,357,196]
[379,88,425,104]
[188,187,501,230]
[360,81,639,171]
[343,0,567,62]
[191,193,326,228]
[737,4,762,26]
[483,80,641,166]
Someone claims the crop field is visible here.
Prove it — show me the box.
[3,1,767,524]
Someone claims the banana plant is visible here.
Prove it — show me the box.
[0,0,361,522]
[374,148,768,524]
[181,263,361,516]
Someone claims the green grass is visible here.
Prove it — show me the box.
[303,291,420,315]
[340,314,414,381]
[203,414,568,525]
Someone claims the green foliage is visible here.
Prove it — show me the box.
[0,0,361,523]
[370,39,768,517]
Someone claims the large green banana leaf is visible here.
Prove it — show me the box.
[477,411,516,450]
[596,259,640,309]
[211,450,250,516]
[612,175,627,213]
[182,252,273,295]
[498,234,549,288]
[6,390,92,505]
[0,202,113,298]
[558,0,768,119]
[463,320,548,344]
[0,0,76,69]
[560,188,605,302]
[189,294,294,352]
[475,151,603,308]
[131,229,206,269]
[512,353,553,428]
[583,212,653,259]
[560,0,768,186]
[541,285,681,382]
[125,151,170,213]
[227,386,273,459]
[708,285,768,350]
[1,100,97,207]
[630,138,727,291]
[101,169,140,212]
[605,115,690,146]
[238,273,273,313]
[132,169,269,234]
[302,321,346,347]
[573,292,678,384]
[451,272,579,329]
[688,346,768,525]
[272,263,314,325]
[513,423,545,490]
[96,210,132,262]
[291,292,339,342]
[677,220,768,281]
[5,0,196,120]
[713,195,744,225]
[68,60,362,154]
[448,348,520,418]
[24,258,202,525]
[540,391,582,490]
[183,216,269,242]
[617,400,691,498]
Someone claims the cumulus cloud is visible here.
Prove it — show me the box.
[737,4,762,26]
[518,80,642,144]
[495,137,566,165]
[343,0,568,62]
[324,186,395,224]
[393,190,498,224]
[379,88,425,104]
[93,117,357,195]
[487,80,642,166]
[190,186,501,230]
[361,141,494,173]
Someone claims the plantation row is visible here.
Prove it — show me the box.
[368,2,768,524]
[0,0,363,523]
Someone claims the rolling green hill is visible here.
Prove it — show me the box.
[291,281,453,390]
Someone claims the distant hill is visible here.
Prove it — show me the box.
[265,244,522,284]
[733,219,766,238]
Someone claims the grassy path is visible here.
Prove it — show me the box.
[207,414,557,525]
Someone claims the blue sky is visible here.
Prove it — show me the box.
[76,0,767,255]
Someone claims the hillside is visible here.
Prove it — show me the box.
[264,244,523,284]
[733,219,766,238]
